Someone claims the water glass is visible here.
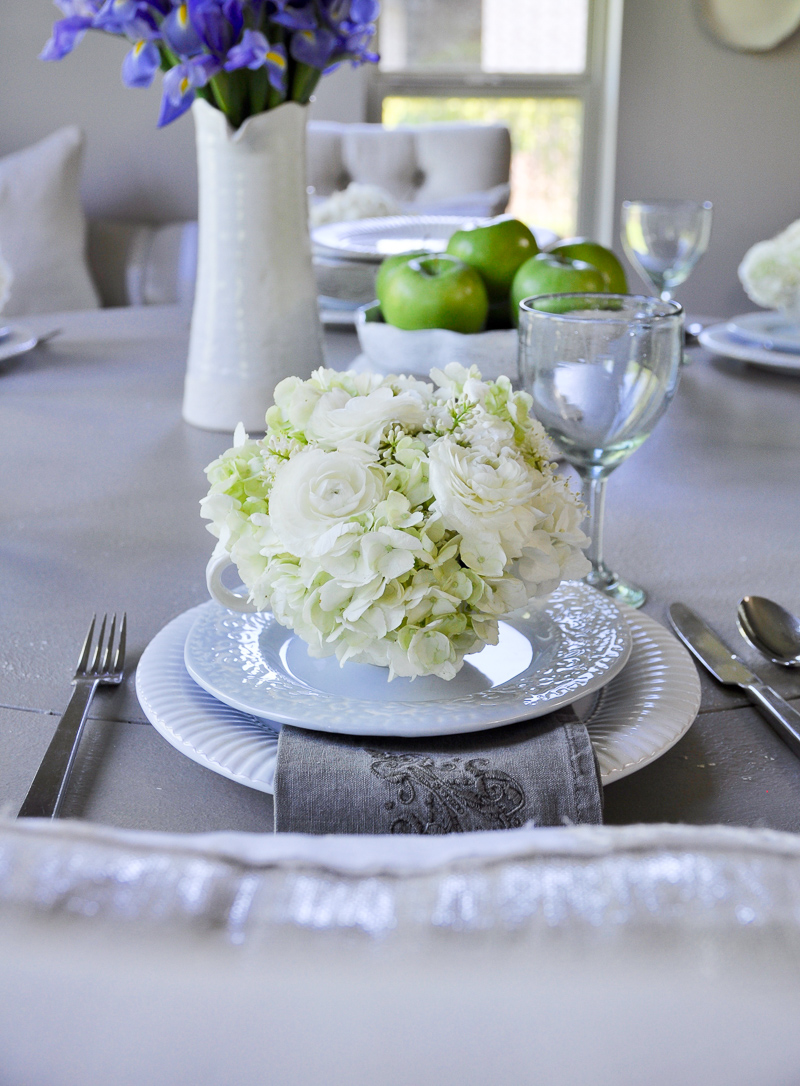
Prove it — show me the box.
[621,199,712,301]
[518,293,684,608]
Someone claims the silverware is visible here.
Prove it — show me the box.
[668,602,800,759]
[737,595,800,668]
[18,614,127,819]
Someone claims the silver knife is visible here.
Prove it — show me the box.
[669,602,800,758]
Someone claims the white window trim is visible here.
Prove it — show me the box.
[365,0,624,245]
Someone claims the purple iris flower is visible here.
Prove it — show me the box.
[93,0,160,37]
[348,0,378,22]
[122,38,161,85]
[162,2,204,54]
[187,0,243,57]
[53,0,102,15]
[269,0,317,32]
[158,52,219,125]
[224,29,287,91]
[290,26,337,69]
[40,16,94,59]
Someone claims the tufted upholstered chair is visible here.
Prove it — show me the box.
[305,120,511,213]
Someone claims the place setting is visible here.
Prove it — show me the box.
[134,285,702,833]
[698,216,800,373]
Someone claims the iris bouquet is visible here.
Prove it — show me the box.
[42,0,379,128]
[201,364,591,681]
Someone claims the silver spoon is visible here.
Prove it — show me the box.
[737,595,800,667]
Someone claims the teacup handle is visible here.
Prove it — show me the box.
[206,552,262,613]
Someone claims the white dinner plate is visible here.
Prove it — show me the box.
[0,325,38,366]
[182,583,632,738]
[698,321,800,373]
[135,602,701,791]
[312,215,558,264]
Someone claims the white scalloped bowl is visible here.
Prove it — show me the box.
[356,302,518,380]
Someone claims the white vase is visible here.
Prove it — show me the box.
[182,98,324,432]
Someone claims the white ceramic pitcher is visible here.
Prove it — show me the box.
[182,99,324,432]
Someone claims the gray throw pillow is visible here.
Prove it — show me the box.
[0,126,100,317]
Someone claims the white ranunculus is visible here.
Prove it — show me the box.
[305,385,428,447]
[269,446,385,558]
[428,437,537,554]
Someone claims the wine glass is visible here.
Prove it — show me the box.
[518,293,684,609]
[620,199,713,301]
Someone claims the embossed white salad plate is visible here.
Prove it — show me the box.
[725,311,800,354]
[181,582,631,738]
[135,599,701,791]
[698,321,800,373]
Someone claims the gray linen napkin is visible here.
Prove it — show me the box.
[273,708,603,834]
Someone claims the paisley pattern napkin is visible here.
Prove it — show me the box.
[274,708,603,835]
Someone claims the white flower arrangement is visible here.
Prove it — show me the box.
[201,364,591,681]
[738,218,800,316]
[309,182,402,228]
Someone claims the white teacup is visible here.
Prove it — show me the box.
[206,552,262,614]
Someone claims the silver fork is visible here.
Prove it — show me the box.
[18,614,127,819]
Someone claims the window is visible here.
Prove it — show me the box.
[369,0,623,243]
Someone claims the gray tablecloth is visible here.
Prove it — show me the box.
[1,305,800,833]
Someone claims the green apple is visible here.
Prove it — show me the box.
[548,237,628,293]
[380,254,489,334]
[375,249,429,304]
[510,252,607,324]
[446,216,538,301]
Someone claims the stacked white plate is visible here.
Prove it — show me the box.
[699,311,800,373]
[135,582,701,796]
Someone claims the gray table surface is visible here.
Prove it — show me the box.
[2,305,799,834]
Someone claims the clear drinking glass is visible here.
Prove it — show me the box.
[620,199,713,301]
[518,293,684,608]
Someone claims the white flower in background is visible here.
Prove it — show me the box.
[738,218,800,315]
[202,365,590,681]
[0,248,12,314]
[309,182,402,228]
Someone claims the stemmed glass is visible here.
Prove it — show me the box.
[621,199,713,301]
[518,293,684,609]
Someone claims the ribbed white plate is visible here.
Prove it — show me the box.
[136,604,700,791]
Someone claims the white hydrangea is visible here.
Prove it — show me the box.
[309,181,403,228]
[201,364,591,681]
[738,219,800,316]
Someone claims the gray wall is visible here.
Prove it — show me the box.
[614,0,800,318]
[3,1,800,317]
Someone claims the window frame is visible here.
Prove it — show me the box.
[365,0,624,245]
